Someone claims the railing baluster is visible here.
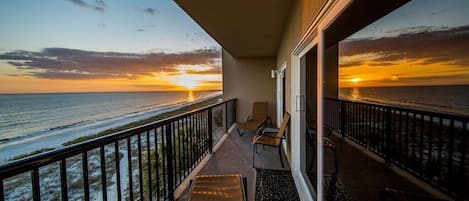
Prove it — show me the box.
[428,116,434,182]
[127,137,134,200]
[176,119,182,185]
[83,151,90,201]
[0,178,3,201]
[412,113,417,173]
[32,168,40,201]
[208,109,213,153]
[398,111,402,165]
[100,146,107,201]
[138,133,144,201]
[154,127,161,201]
[60,159,68,201]
[189,115,194,168]
[161,126,167,200]
[115,141,122,201]
[0,179,4,201]
[420,114,425,176]
[405,112,409,165]
[183,118,189,176]
[147,131,153,201]
[437,117,443,186]
[165,123,175,201]
[459,121,467,199]
[448,119,455,193]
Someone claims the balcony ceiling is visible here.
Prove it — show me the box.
[175,0,293,58]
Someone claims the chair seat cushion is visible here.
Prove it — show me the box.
[238,119,264,130]
[188,174,246,201]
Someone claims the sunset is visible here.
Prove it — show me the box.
[0,0,221,93]
[1,0,469,200]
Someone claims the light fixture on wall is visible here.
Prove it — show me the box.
[271,69,278,78]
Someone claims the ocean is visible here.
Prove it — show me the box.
[339,85,469,117]
[0,91,221,162]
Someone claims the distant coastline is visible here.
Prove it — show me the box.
[0,91,222,162]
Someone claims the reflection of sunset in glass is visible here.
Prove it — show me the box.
[350,78,361,83]
[338,0,469,88]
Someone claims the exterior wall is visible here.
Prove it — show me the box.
[276,0,326,156]
[221,49,277,125]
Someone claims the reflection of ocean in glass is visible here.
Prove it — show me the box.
[351,87,360,101]
[340,85,469,116]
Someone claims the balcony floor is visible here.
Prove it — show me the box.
[177,130,290,201]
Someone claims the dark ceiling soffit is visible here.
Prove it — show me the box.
[174,1,293,59]
[325,0,410,48]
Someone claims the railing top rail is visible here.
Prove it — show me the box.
[0,98,236,177]
[325,97,469,120]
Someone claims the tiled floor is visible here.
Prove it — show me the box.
[177,130,290,201]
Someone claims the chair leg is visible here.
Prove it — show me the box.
[278,145,284,168]
[252,144,256,168]
[237,127,245,136]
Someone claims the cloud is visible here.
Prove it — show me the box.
[143,8,158,15]
[339,25,469,68]
[137,28,145,32]
[68,0,106,12]
[0,48,221,80]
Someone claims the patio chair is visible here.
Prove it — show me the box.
[237,102,269,136]
[252,112,290,168]
[187,174,248,201]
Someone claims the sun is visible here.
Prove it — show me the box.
[350,77,362,83]
[172,74,200,90]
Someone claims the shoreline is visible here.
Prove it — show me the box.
[1,95,222,162]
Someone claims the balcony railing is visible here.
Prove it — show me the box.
[324,98,469,200]
[0,98,236,201]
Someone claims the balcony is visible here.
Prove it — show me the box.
[1,96,468,201]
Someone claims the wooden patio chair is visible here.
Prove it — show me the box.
[187,174,248,201]
[237,102,269,136]
[252,112,290,168]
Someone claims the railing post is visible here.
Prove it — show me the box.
[208,109,213,153]
[225,102,228,132]
[165,123,175,201]
[340,100,346,138]
[385,108,392,167]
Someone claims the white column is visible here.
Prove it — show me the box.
[316,30,325,201]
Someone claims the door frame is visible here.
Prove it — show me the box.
[289,0,352,200]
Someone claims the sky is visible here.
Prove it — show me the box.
[0,0,221,93]
[339,0,469,88]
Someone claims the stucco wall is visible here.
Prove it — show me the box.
[276,0,326,115]
[275,0,326,157]
[221,50,277,126]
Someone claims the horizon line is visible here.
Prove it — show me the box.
[0,89,223,95]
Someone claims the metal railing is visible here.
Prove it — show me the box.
[0,98,236,201]
[324,98,469,200]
